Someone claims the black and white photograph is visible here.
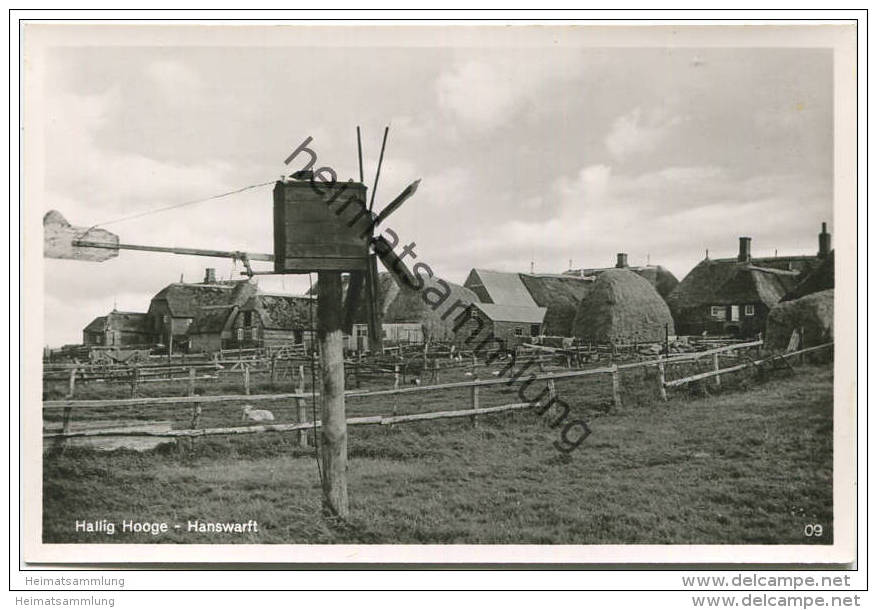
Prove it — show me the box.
[18,20,859,569]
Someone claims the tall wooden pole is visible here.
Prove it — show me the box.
[317,271,349,518]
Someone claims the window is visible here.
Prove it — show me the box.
[530,324,541,337]
[745,304,756,316]
[236,328,243,340]
[243,311,253,327]
[514,327,524,337]
[710,306,726,320]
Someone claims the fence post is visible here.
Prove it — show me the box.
[297,365,308,448]
[129,367,139,398]
[392,364,400,417]
[611,364,621,410]
[657,359,668,401]
[189,403,202,429]
[434,359,440,384]
[270,355,277,388]
[470,378,479,427]
[712,353,721,389]
[68,367,77,399]
[188,367,196,397]
[243,365,250,395]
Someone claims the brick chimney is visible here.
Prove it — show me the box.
[204,268,216,283]
[616,252,628,268]
[738,237,751,263]
[818,222,831,259]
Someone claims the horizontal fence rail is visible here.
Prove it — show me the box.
[43,402,534,439]
[663,342,832,389]
[43,341,769,410]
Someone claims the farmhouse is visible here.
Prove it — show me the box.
[147,268,258,352]
[572,268,674,344]
[464,268,594,337]
[344,272,479,346]
[82,310,152,346]
[564,253,679,300]
[453,302,547,351]
[233,293,314,349]
[666,224,830,337]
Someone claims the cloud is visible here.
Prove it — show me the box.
[143,59,204,104]
[435,54,585,131]
[457,162,829,279]
[605,107,681,160]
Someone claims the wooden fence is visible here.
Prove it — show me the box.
[44,338,813,446]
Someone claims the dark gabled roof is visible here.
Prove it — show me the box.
[151,280,256,318]
[243,294,313,330]
[472,302,547,324]
[83,311,149,334]
[83,316,108,333]
[187,305,236,335]
[782,251,834,302]
[667,258,802,314]
[711,266,799,307]
[711,254,820,275]
[464,269,538,308]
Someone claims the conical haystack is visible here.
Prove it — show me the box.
[765,289,833,351]
[573,268,675,344]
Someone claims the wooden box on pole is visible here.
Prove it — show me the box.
[273,178,371,274]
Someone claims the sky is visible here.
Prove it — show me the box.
[33,28,834,347]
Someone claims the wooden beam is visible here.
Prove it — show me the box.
[317,271,348,518]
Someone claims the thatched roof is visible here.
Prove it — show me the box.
[765,289,833,351]
[187,305,236,335]
[151,279,257,318]
[668,258,802,316]
[782,251,834,302]
[518,274,594,336]
[565,265,679,298]
[244,294,313,330]
[383,274,479,340]
[83,311,150,334]
[464,269,538,307]
[573,269,675,344]
[329,272,479,341]
[711,266,799,307]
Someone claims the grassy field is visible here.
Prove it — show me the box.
[42,359,833,545]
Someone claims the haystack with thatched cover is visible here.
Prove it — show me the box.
[518,274,594,337]
[765,289,833,351]
[572,268,675,344]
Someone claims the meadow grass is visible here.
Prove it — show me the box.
[42,362,833,545]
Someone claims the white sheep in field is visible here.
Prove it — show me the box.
[241,405,275,423]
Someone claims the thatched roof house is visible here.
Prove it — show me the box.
[765,289,833,351]
[82,311,151,346]
[667,226,829,336]
[565,253,679,299]
[188,291,314,352]
[148,269,259,351]
[572,268,674,344]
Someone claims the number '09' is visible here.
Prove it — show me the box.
[804,524,823,537]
